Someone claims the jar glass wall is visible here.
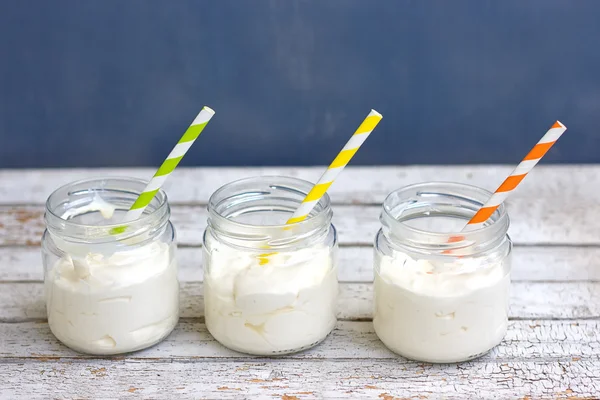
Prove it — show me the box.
[41,177,179,355]
[373,182,512,363]
[203,176,338,355]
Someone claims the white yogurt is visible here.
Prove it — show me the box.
[45,199,179,355]
[46,241,178,354]
[373,251,509,363]
[204,241,338,355]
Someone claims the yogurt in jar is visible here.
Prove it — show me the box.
[373,251,510,363]
[44,196,179,355]
[204,240,338,355]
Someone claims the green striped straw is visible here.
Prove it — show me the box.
[111,106,215,234]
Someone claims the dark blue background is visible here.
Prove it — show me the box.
[0,0,598,168]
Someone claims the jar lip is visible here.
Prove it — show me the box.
[45,176,169,239]
[207,175,332,230]
[381,181,509,252]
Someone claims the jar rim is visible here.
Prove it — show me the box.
[381,181,510,253]
[45,176,169,241]
[206,175,333,249]
[207,175,332,229]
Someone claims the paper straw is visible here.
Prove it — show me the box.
[287,109,383,224]
[462,120,567,232]
[112,106,215,233]
[257,109,382,264]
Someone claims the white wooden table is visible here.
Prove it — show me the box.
[0,166,599,399]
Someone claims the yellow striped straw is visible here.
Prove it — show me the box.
[257,109,382,264]
[287,109,383,224]
[111,106,215,234]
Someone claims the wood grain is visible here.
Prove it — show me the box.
[1,201,598,248]
[1,320,599,361]
[1,281,598,323]
[1,245,598,283]
[0,166,596,205]
[1,166,598,246]
[0,359,598,399]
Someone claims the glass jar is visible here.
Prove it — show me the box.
[41,177,179,355]
[373,182,512,363]
[203,176,338,355]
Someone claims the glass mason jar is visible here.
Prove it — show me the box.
[373,182,512,363]
[203,176,338,355]
[41,177,179,355]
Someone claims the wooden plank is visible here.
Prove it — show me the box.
[1,281,598,322]
[0,359,597,399]
[1,201,599,248]
[2,245,598,283]
[0,165,597,205]
[0,167,321,205]
[2,167,596,246]
[1,320,599,361]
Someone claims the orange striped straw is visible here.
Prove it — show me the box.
[462,120,567,232]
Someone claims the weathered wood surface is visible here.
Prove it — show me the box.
[1,281,599,323]
[1,202,598,247]
[1,166,598,246]
[0,167,598,399]
[1,360,598,399]
[2,320,599,361]
[0,282,600,322]
[0,166,596,205]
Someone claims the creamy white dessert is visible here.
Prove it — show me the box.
[46,241,178,354]
[373,251,509,363]
[45,199,178,355]
[204,241,338,355]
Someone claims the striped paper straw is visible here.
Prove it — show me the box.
[114,106,215,232]
[462,120,567,231]
[257,109,382,264]
[287,109,383,224]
